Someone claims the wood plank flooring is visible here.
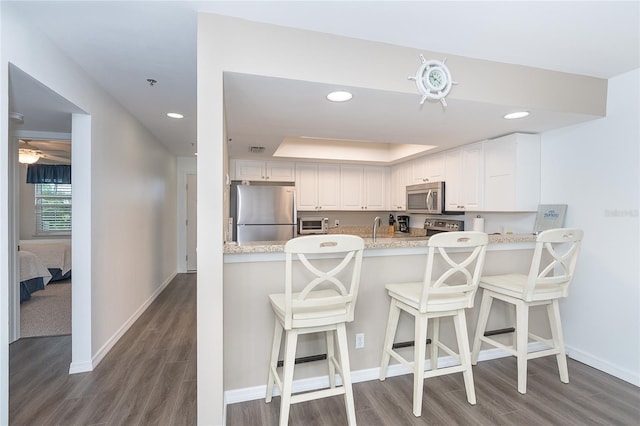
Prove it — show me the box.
[10,272,640,425]
[9,273,196,425]
[227,349,640,426]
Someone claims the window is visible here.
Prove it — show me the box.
[35,183,72,234]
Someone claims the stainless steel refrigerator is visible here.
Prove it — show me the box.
[230,181,297,243]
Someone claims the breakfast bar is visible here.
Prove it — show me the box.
[222,233,546,401]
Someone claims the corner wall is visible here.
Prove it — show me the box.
[540,68,640,385]
[1,6,178,422]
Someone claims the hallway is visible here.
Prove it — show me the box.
[9,274,196,425]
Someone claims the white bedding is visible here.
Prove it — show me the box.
[19,239,72,275]
[19,250,52,285]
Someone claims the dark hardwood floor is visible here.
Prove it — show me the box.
[9,273,196,425]
[10,272,640,425]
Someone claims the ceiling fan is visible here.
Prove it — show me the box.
[18,139,71,165]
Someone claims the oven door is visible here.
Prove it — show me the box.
[407,189,440,214]
[425,228,446,237]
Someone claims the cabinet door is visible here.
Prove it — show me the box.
[234,160,265,181]
[462,143,484,210]
[295,163,319,211]
[266,161,295,182]
[444,149,464,211]
[427,153,445,182]
[390,164,408,210]
[317,164,340,210]
[484,133,540,211]
[484,138,515,210]
[410,156,429,183]
[364,166,386,210]
[340,165,364,210]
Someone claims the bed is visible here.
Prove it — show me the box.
[19,239,72,282]
[19,250,52,302]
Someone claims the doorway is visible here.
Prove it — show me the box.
[7,64,92,372]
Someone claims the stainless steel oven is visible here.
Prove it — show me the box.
[424,218,464,237]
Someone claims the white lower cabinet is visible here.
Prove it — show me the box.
[340,165,386,210]
[295,163,340,211]
[484,133,540,211]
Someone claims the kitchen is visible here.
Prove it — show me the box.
[198,13,638,424]
[223,135,548,398]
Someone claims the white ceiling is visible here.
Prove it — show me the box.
[6,1,639,160]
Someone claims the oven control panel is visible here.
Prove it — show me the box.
[424,218,465,233]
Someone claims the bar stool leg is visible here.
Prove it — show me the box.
[471,291,493,364]
[515,301,529,394]
[380,299,401,380]
[413,314,428,417]
[326,330,336,388]
[548,300,569,383]
[454,309,476,404]
[336,323,356,425]
[279,329,299,426]
[266,318,283,403]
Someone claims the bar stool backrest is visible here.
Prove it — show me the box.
[524,228,583,301]
[419,231,488,313]
[283,235,365,330]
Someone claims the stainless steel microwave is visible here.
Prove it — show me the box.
[406,182,445,214]
[298,217,329,234]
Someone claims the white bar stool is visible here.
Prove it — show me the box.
[471,228,583,394]
[379,231,488,417]
[265,234,365,426]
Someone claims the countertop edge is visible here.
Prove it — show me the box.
[223,233,537,262]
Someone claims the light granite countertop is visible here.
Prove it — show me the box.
[223,232,537,254]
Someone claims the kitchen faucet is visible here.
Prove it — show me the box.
[372,216,382,242]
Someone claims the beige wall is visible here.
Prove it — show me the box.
[223,247,542,391]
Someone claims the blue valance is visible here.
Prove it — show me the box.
[26,164,71,184]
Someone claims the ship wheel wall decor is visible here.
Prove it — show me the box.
[409,54,458,107]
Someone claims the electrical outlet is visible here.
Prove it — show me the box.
[335,219,340,227]
[355,333,364,349]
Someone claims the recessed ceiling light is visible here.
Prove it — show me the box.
[326,91,353,102]
[503,111,530,120]
[167,112,184,119]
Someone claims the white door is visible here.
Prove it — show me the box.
[187,174,197,271]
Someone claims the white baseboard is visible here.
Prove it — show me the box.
[566,344,640,387]
[90,271,177,369]
[68,360,93,374]
[223,345,533,406]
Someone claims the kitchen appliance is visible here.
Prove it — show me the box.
[406,182,445,214]
[230,181,296,243]
[298,216,329,234]
[424,218,464,237]
[396,215,410,233]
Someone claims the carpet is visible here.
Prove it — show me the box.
[20,279,71,338]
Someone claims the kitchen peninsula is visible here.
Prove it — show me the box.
[222,231,542,401]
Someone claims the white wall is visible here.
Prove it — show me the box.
[540,68,640,385]
[1,6,178,423]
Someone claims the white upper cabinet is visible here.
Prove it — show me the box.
[409,153,445,184]
[484,133,540,211]
[340,165,387,211]
[390,162,410,210]
[444,142,484,211]
[232,160,295,182]
[295,163,340,211]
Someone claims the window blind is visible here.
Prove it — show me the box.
[35,183,72,234]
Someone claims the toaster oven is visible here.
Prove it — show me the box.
[298,217,329,234]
